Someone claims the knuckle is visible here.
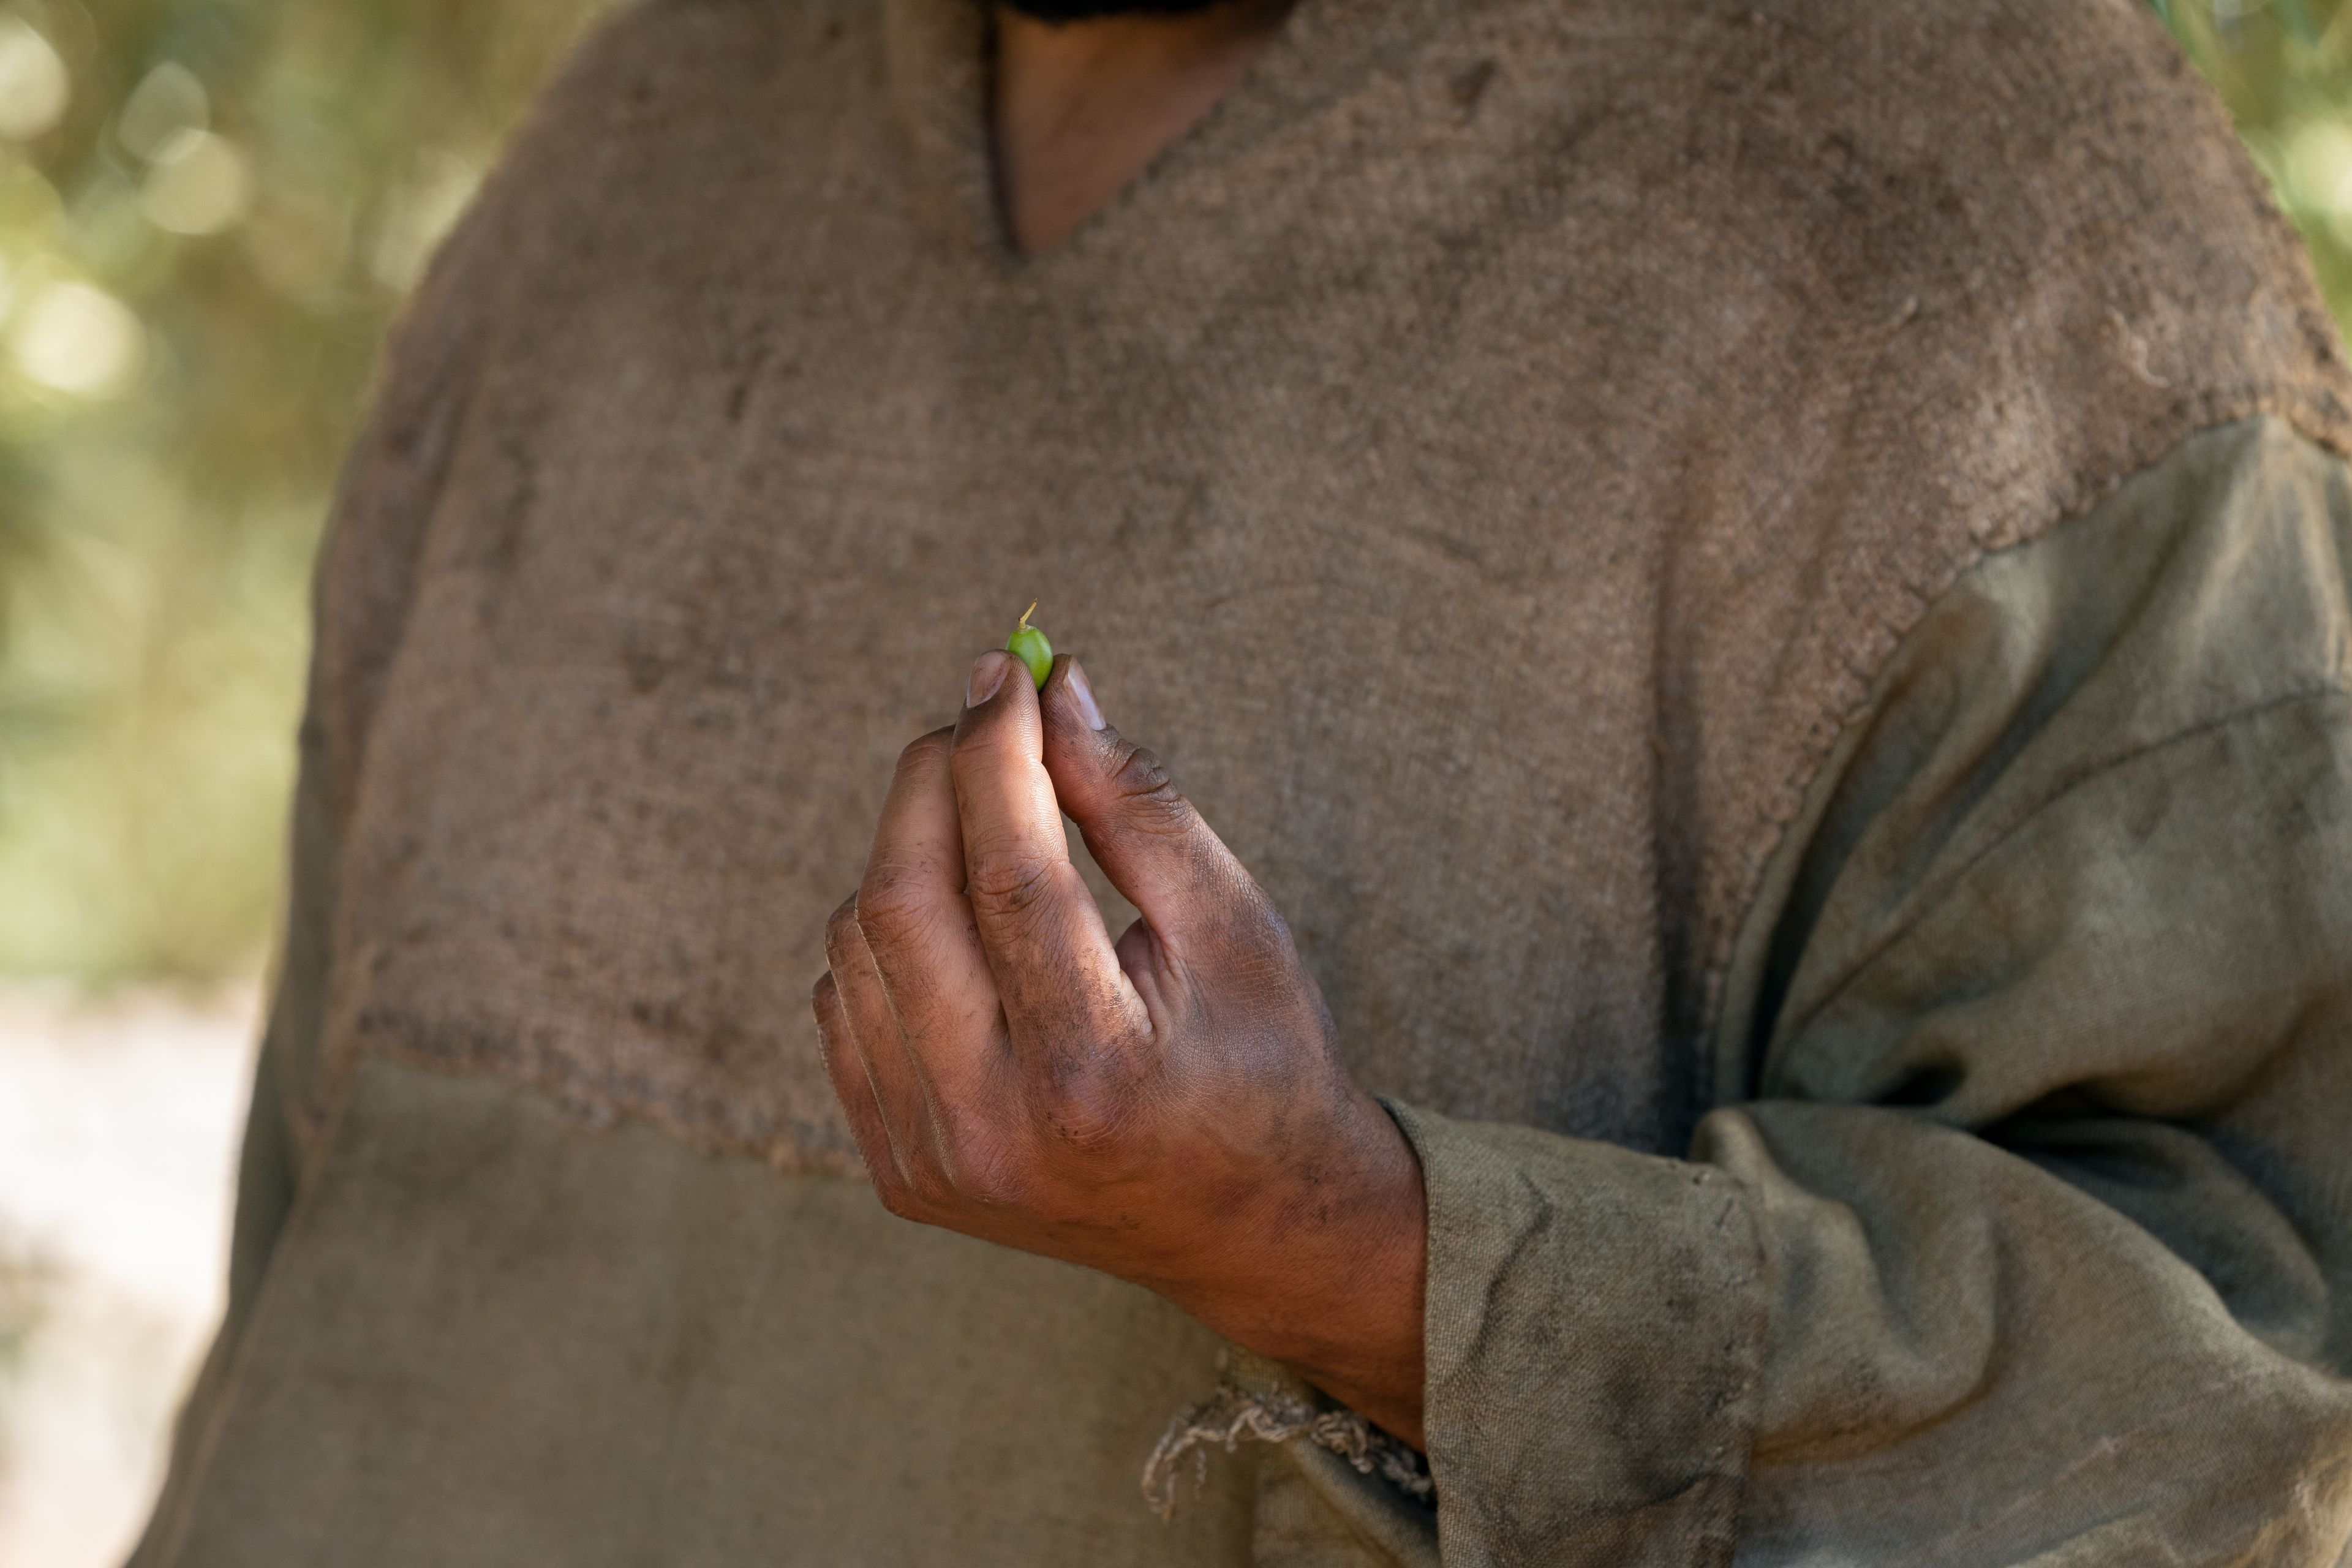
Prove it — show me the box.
[899,728,954,772]
[947,1154,1024,1212]
[854,866,933,947]
[1106,745,1193,837]
[871,1173,919,1221]
[962,851,1058,924]
[1035,1065,1143,1157]
[822,897,864,960]
[899,1159,951,1210]
[949,709,1020,766]
[1107,742,1175,804]
[933,1119,1026,1208]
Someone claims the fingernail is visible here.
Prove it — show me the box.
[967,650,1012,708]
[1065,658,1105,730]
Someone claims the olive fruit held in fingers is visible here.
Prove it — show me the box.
[1006,601,1053,690]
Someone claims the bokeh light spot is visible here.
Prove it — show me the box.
[139,130,253,236]
[2283,116,2352,247]
[117,62,210,163]
[0,17,70,141]
[10,281,146,398]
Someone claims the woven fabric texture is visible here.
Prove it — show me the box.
[295,0,2348,1171]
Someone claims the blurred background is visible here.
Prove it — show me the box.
[0,0,2346,1562]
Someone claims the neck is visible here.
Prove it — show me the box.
[990,0,1294,257]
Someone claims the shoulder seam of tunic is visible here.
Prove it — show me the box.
[1707,400,2352,1058]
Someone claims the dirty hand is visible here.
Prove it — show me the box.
[813,649,1427,1446]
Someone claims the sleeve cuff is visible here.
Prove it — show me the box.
[1381,1098,1769,1567]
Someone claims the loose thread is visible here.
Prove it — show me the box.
[1141,1378,1434,1521]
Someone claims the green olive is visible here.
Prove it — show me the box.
[1006,600,1053,690]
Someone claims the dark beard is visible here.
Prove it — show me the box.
[997,0,1248,22]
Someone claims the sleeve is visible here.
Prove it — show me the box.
[1387,415,2352,1567]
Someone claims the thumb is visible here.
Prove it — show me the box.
[1037,656,1263,955]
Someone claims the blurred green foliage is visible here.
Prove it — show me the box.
[0,0,611,978]
[0,0,2347,982]
[2161,0,2352,325]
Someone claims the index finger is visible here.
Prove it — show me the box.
[951,650,1147,1054]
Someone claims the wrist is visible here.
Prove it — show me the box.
[1166,1093,1430,1444]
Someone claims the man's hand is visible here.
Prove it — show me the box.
[812,649,1427,1446]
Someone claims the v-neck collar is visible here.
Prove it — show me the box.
[881,0,1461,268]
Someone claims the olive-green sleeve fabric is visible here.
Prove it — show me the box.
[1387,415,2352,1567]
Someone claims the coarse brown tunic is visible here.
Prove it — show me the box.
[134,0,2352,1562]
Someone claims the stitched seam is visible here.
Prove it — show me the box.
[1698,402,2352,1093]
